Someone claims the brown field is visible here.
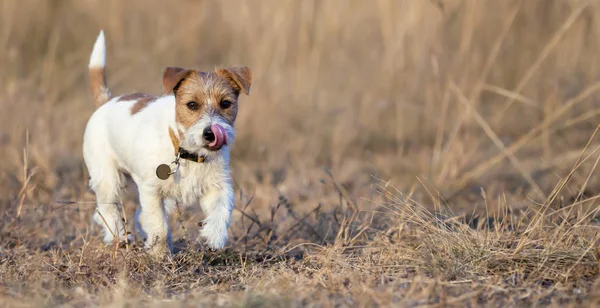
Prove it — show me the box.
[3,0,600,306]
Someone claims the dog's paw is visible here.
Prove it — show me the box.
[146,243,172,259]
[103,232,135,247]
[119,232,135,247]
[142,234,173,258]
[200,228,228,250]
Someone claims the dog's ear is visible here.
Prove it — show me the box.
[215,66,252,95]
[163,67,194,94]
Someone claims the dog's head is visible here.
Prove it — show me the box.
[162,66,251,158]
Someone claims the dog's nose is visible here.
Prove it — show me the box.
[203,126,215,142]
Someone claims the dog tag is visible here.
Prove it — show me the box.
[156,164,172,180]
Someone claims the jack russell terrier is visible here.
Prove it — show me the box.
[83,31,251,256]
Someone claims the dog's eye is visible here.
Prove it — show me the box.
[219,100,232,109]
[186,101,199,111]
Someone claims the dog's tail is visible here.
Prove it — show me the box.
[89,30,111,108]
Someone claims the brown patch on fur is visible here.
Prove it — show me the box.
[171,68,251,129]
[118,93,154,102]
[89,67,111,108]
[117,93,157,115]
[131,97,157,115]
[168,127,180,155]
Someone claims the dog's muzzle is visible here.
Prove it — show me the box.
[203,123,228,151]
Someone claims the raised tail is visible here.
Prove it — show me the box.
[89,30,111,108]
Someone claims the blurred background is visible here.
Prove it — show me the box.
[2,0,600,246]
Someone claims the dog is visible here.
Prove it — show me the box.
[83,30,251,256]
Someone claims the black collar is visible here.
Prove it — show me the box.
[178,147,206,163]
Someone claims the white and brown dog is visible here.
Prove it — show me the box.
[83,31,251,256]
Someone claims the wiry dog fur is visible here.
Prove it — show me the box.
[83,30,251,256]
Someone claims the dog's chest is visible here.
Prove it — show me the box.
[159,161,226,204]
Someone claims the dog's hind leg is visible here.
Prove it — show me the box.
[87,160,131,246]
[83,113,133,246]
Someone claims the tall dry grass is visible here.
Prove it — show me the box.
[2,0,600,306]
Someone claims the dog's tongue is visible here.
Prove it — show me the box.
[208,123,228,149]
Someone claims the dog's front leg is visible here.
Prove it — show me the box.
[199,179,234,250]
[137,187,173,256]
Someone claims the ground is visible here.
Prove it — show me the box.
[2,1,600,307]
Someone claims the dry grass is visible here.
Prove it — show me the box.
[3,0,600,306]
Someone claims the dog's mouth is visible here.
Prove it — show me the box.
[206,123,228,151]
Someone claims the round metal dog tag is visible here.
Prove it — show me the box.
[156,164,171,180]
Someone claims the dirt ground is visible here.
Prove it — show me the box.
[3,1,600,306]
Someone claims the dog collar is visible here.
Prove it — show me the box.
[178,147,205,163]
[156,128,205,180]
[168,127,205,163]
